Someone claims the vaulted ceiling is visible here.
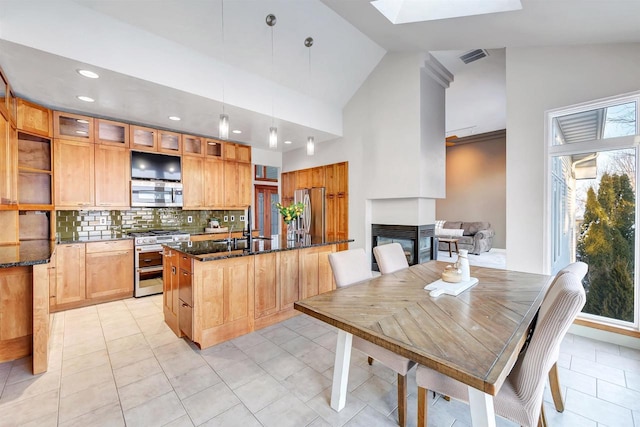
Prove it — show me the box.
[1,0,639,152]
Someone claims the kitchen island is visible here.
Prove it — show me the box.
[162,236,351,349]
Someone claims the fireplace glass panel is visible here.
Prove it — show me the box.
[377,237,414,265]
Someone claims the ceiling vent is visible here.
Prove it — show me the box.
[460,49,489,64]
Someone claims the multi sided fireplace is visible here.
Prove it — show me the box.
[371,224,436,271]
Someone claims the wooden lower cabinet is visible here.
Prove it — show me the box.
[192,256,255,348]
[85,240,133,299]
[163,248,180,334]
[0,266,33,363]
[54,243,86,307]
[52,240,133,312]
[299,245,336,299]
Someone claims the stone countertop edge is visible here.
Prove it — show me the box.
[0,240,56,269]
[169,239,353,262]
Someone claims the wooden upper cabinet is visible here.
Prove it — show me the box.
[204,159,225,207]
[296,168,311,190]
[281,172,296,205]
[310,167,325,188]
[53,112,94,143]
[224,161,252,207]
[130,125,158,152]
[205,139,223,159]
[159,130,182,155]
[94,144,130,209]
[17,99,52,137]
[325,162,348,195]
[225,143,251,163]
[54,139,94,208]
[182,135,204,157]
[95,119,129,147]
[0,70,7,120]
[7,90,17,126]
[182,156,204,208]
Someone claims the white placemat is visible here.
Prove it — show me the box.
[424,277,479,297]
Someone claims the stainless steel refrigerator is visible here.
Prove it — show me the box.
[294,188,325,242]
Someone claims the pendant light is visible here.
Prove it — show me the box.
[267,14,278,149]
[219,0,229,140]
[305,36,315,156]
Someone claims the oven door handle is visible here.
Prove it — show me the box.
[136,266,164,274]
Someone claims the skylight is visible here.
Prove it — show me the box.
[371,0,522,24]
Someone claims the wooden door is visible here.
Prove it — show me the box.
[237,162,252,207]
[255,185,279,237]
[299,247,320,299]
[317,245,335,294]
[94,144,130,209]
[0,266,32,342]
[55,243,86,305]
[53,112,94,143]
[54,139,94,208]
[85,248,133,299]
[254,252,279,319]
[182,156,204,208]
[224,257,254,323]
[204,159,225,208]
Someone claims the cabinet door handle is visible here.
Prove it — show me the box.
[171,266,176,274]
[182,272,189,276]
[182,303,189,308]
[143,258,152,262]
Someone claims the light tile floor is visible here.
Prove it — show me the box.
[0,295,639,426]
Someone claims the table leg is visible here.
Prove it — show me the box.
[467,386,496,427]
[331,330,353,411]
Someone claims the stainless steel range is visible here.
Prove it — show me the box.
[129,230,190,297]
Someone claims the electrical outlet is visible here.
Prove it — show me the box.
[230,215,235,222]
[188,241,193,248]
[187,216,193,223]
[223,216,228,222]
[99,217,107,225]
[239,215,245,222]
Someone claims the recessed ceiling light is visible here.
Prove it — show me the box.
[232,130,242,134]
[76,95,94,103]
[284,140,292,144]
[76,119,89,124]
[77,69,99,79]
[168,116,181,121]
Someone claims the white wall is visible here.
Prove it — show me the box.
[284,52,446,255]
[506,42,640,273]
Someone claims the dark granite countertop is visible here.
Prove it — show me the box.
[57,234,133,244]
[0,240,56,268]
[168,235,352,262]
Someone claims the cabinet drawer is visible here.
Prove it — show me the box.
[85,240,132,253]
[179,253,192,272]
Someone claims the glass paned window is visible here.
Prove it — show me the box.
[552,101,637,145]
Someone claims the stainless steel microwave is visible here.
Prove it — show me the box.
[131,180,183,207]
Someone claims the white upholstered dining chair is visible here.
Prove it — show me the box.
[373,243,409,274]
[415,263,587,427]
[328,248,416,427]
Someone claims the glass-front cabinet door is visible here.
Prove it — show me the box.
[182,135,203,156]
[205,139,223,158]
[159,130,182,155]
[130,125,157,151]
[95,119,129,147]
[53,111,94,142]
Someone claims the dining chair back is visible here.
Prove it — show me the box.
[373,243,409,274]
[328,248,372,288]
[416,268,586,427]
[328,248,415,427]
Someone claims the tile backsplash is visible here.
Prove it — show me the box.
[56,208,246,240]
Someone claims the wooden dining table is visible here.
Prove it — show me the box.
[294,260,552,427]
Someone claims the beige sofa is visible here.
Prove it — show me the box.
[436,221,494,255]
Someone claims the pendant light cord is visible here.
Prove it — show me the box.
[221,0,225,115]
[271,23,275,127]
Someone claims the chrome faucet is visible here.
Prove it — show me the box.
[227,224,235,244]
